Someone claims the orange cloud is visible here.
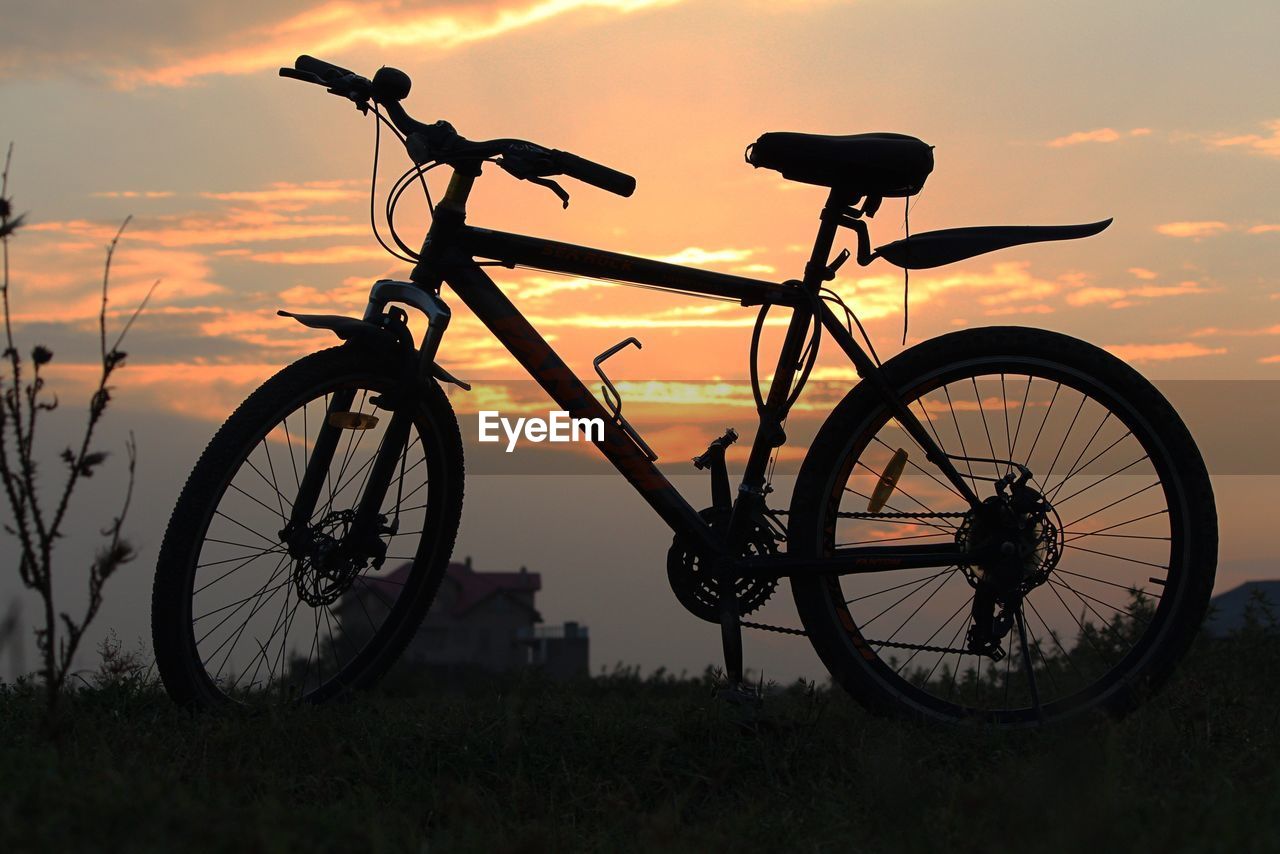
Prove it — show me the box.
[1248,224,1280,234]
[43,361,286,422]
[826,261,1073,322]
[1190,324,1280,338]
[1128,267,1158,280]
[91,191,175,199]
[200,180,364,208]
[983,304,1053,316]
[1046,128,1151,147]
[1208,119,1280,159]
[115,0,683,88]
[1065,280,1209,308]
[1155,221,1230,238]
[245,245,390,264]
[1104,342,1227,363]
[652,247,757,265]
[7,242,224,323]
[30,208,367,248]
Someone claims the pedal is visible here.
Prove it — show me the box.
[692,428,737,511]
[692,427,738,470]
[593,337,658,461]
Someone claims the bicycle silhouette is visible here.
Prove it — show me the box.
[152,57,1217,726]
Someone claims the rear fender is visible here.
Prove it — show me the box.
[872,219,1112,270]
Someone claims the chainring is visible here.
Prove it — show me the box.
[666,507,782,623]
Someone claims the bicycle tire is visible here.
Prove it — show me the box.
[151,345,464,708]
[789,326,1217,726]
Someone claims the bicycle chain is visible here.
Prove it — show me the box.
[769,510,967,520]
[862,638,978,656]
[840,510,968,520]
[740,621,978,655]
[739,511,970,644]
[741,620,808,636]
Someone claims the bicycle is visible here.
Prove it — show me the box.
[151,56,1218,726]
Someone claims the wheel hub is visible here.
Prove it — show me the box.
[291,510,367,607]
[956,483,1063,600]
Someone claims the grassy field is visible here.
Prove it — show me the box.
[2,625,1278,854]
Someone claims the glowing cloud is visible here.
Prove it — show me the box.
[1208,118,1280,159]
[1155,221,1230,238]
[91,191,175,199]
[115,0,683,88]
[1104,342,1227,363]
[1065,280,1209,308]
[1046,128,1151,147]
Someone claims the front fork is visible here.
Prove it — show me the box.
[281,281,454,565]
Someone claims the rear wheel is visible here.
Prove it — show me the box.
[152,346,464,708]
[790,327,1216,726]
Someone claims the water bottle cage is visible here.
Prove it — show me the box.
[593,337,658,462]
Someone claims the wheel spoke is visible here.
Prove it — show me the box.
[815,352,1191,723]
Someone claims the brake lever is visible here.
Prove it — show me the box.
[527,176,570,209]
[279,68,327,85]
[497,155,571,208]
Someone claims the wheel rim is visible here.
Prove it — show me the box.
[184,374,438,705]
[817,358,1186,723]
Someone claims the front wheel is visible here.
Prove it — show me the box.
[790,327,1217,726]
[152,345,464,708]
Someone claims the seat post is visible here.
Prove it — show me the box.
[803,187,860,291]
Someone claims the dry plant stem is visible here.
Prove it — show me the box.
[0,143,151,718]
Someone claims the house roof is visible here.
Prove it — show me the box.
[368,559,541,618]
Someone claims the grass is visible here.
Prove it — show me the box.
[1,627,1278,854]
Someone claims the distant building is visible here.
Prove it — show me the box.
[347,557,589,677]
[1203,580,1280,636]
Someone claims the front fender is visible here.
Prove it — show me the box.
[276,310,470,390]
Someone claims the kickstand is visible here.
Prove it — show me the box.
[714,561,762,708]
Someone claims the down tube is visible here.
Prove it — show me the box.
[444,264,720,555]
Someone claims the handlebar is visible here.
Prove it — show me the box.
[552,150,636,198]
[278,55,636,200]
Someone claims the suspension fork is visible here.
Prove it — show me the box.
[282,286,454,558]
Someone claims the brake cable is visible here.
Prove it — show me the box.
[386,160,441,259]
[369,104,418,263]
[369,102,444,263]
[902,195,911,345]
[820,286,881,367]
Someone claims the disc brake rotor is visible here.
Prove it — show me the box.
[292,509,365,607]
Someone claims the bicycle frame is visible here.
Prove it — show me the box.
[293,167,980,583]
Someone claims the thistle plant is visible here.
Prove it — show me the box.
[0,143,153,726]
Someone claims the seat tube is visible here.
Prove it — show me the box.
[726,188,851,546]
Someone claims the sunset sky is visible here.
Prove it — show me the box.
[1,0,1277,679]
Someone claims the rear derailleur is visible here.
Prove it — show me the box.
[956,464,1064,660]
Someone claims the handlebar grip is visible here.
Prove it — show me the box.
[552,150,636,198]
[295,55,354,82]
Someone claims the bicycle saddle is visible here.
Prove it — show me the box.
[746,131,934,197]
